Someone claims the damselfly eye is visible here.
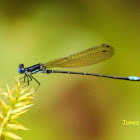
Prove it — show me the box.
[19,64,24,68]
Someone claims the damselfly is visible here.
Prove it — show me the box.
[18,44,140,89]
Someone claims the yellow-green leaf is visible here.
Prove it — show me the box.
[11,110,28,120]
[0,98,8,110]
[18,96,35,102]
[7,124,29,130]
[6,85,14,102]
[20,87,29,95]
[0,91,8,98]
[15,101,32,108]
[2,131,22,140]
[18,91,34,102]
[11,104,33,114]
[0,98,10,116]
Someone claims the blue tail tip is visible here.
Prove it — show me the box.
[128,76,140,81]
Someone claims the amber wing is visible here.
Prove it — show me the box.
[44,44,115,68]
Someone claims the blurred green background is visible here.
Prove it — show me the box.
[1,0,140,140]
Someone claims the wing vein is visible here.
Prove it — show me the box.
[44,44,115,68]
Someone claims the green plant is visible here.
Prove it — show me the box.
[0,78,35,140]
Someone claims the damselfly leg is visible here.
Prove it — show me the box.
[19,73,32,86]
[19,74,40,90]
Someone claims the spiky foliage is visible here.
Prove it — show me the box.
[0,78,35,140]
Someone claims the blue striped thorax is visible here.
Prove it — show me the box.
[28,64,41,72]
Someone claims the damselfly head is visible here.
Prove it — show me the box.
[18,64,25,74]
[19,64,24,68]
